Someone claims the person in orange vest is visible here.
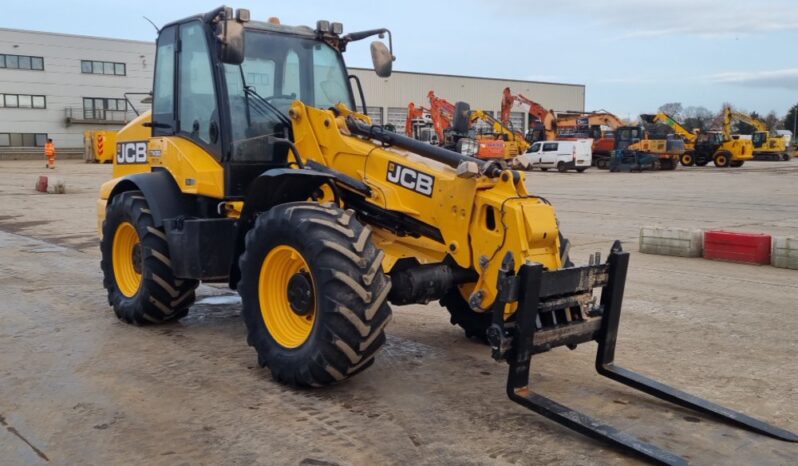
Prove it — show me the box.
[44,138,56,169]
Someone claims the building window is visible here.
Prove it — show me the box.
[81,60,126,76]
[0,132,48,147]
[387,107,408,133]
[0,94,46,109]
[0,54,44,70]
[366,107,383,126]
[82,97,128,120]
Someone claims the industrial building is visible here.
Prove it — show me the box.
[0,27,585,151]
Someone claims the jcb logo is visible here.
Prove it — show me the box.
[386,162,434,197]
[117,141,148,164]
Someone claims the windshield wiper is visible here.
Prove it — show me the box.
[244,86,291,125]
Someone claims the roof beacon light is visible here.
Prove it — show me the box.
[267,16,280,25]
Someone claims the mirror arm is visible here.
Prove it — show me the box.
[343,28,393,54]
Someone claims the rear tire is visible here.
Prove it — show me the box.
[781,153,790,161]
[440,288,491,342]
[238,202,392,387]
[100,191,198,325]
[557,162,567,173]
[713,151,732,167]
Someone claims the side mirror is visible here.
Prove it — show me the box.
[217,16,246,65]
[370,41,393,78]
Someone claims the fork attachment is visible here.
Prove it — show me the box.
[492,242,797,466]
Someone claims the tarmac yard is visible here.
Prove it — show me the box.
[1,160,797,465]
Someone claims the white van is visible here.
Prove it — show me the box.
[524,139,593,172]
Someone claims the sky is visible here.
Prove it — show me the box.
[4,0,797,119]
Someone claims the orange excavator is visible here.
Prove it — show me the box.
[405,102,440,144]
[410,91,523,161]
[501,88,557,142]
[426,90,456,143]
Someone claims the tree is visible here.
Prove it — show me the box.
[682,106,713,131]
[784,104,798,140]
[658,102,683,118]
[763,111,780,131]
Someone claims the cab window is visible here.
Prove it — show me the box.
[178,22,220,149]
[530,142,541,152]
[151,25,176,136]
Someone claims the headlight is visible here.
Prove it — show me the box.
[457,138,478,157]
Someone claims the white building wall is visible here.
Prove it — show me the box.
[0,28,154,148]
[350,68,585,133]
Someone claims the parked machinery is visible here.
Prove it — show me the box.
[500,88,558,142]
[723,106,791,161]
[97,7,796,464]
[558,113,683,170]
[641,112,753,167]
[84,130,116,163]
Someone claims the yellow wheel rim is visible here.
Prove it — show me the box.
[682,155,692,165]
[112,222,142,298]
[717,155,727,166]
[259,245,316,349]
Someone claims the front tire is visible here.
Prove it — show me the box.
[238,202,392,387]
[100,191,198,325]
[680,153,695,166]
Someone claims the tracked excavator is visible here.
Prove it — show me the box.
[641,112,753,167]
[723,106,791,161]
[97,7,796,464]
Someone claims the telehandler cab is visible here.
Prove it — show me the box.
[98,7,796,464]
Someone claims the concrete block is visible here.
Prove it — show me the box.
[772,236,798,270]
[639,226,703,257]
[46,176,66,194]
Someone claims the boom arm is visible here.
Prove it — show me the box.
[501,88,557,140]
[725,106,769,133]
[557,112,624,130]
[640,112,697,143]
[427,90,456,142]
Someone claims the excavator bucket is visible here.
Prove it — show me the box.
[488,242,797,465]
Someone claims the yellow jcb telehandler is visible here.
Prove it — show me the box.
[97,7,796,464]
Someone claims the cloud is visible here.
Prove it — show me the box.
[488,0,798,38]
[707,68,798,89]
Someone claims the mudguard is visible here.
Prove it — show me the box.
[108,170,196,227]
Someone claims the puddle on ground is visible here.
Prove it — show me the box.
[196,295,242,306]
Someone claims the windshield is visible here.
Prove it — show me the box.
[224,30,354,162]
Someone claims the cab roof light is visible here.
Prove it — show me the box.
[316,20,330,33]
[236,9,250,22]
